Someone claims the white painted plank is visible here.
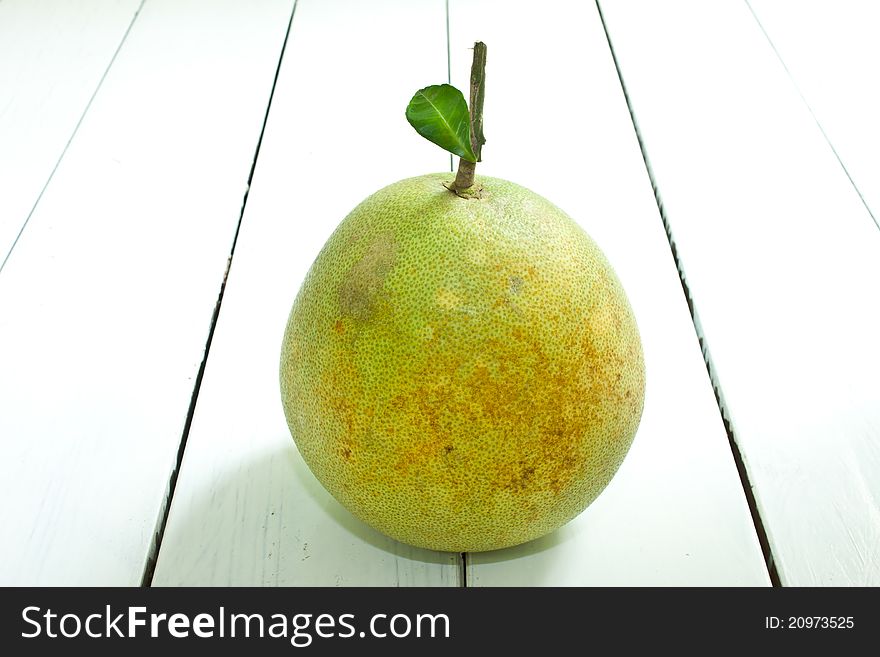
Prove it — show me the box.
[748,0,880,225]
[0,0,294,585]
[0,0,141,264]
[152,0,460,586]
[451,0,769,585]
[599,0,880,585]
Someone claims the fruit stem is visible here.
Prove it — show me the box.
[452,42,486,192]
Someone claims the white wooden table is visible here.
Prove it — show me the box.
[1,0,877,587]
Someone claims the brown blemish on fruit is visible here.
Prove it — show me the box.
[508,275,524,294]
[503,462,536,493]
[339,231,397,319]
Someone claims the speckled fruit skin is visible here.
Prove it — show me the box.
[280,173,645,552]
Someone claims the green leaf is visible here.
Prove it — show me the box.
[406,84,476,162]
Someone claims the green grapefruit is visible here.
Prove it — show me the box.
[280,172,645,552]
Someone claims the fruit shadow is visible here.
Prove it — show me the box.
[164,442,570,584]
[284,445,576,582]
[283,444,458,569]
[285,445,576,579]
[467,526,573,566]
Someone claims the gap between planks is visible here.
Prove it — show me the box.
[594,0,780,587]
[743,0,878,234]
[0,0,146,276]
[141,0,300,587]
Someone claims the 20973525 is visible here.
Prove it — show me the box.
[765,616,854,629]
